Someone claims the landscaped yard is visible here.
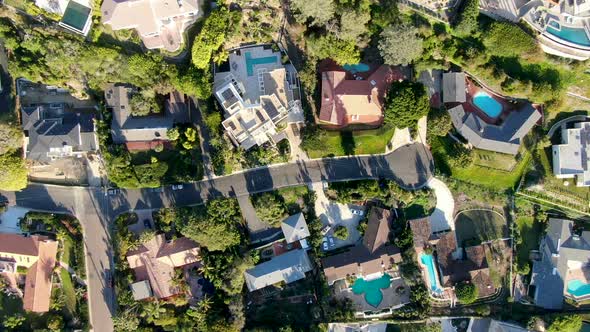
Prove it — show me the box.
[473,149,519,171]
[305,126,395,158]
[515,216,544,270]
[130,145,204,184]
[455,209,508,246]
[60,268,77,315]
[431,136,531,191]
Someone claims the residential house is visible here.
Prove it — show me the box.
[409,217,442,250]
[281,213,310,249]
[318,66,397,129]
[243,249,312,292]
[105,83,189,150]
[465,318,532,332]
[21,103,98,163]
[328,323,388,332]
[126,234,200,300]
[436,232,496,298]
[322,207,402,285]
[101,0,201,51]
[213,45,303,150]
[0,234,58,313]
[552,121,590,186]
[443,72,541,155]
[531,218,590,309]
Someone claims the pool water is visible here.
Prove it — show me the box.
[546,24,590,47]
[343,63,370,74]
[351,274,391,307]
[472,91,503,118]
[420,254,443,293]
[245,52,278,76]
[567,279,590,297]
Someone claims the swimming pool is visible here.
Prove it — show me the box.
[472,91,502,118]
[245,52,278,76]
[343,63,370,74]
[351,274,391,307]
[546,22,590,47]
[420,254,443,293]
[567,279,590,297]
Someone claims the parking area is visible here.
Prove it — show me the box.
[128,209,155,236]
[0,206,28,234]
[310,182,364,252]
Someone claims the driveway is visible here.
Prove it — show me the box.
[127,209,154,236]
[427,177,455,232]
[236,195,281,244]
[310,182,362,250]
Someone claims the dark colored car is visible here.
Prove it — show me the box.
[143,219,151,229]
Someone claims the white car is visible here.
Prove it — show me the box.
[172,184,184,190]
[322,241,329,251]
[321,225,331,235]
[328,236,335,247]
[351,209,364,216]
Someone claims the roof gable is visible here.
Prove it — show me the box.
[362,207,392,253]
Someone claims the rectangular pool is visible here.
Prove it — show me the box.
[420,254,442,293]
[473,91,502,118]
[567,279,590,297]
[245,52,278,76]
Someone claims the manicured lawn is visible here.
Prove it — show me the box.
[515,216,544,269]
[455,209,508,246]
[306,126,396,158]
[473,149,518,171]
[131,145,204,183]
[61,235,73,267]
[60,268,77,316]
[431,136,531,191]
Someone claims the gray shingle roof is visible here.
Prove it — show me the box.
[244,249,312,291]
[531,218,590,309]
[130,280,153,300]
[448,104,541,155]
[442,72,466,103]
[21,104,97,162]
[281,213,310,244]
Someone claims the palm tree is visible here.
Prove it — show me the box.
[140,300,166,324]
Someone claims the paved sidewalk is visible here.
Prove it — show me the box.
[427,177,455,232]
[286,123,309,161]
[387,127,412,153]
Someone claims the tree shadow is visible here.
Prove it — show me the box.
[340,131,356,155]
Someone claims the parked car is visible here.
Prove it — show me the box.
[150,187,163,193]
[328,236,335,247]
[143,219,151,229]
[172,184,184,190]
[106,188,120,196]
[322,241,329,251]
[351,209,364,216]
[321,225,331,235]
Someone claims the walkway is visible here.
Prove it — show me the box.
[426,177,455,232]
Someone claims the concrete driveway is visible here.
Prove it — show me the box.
[427,177,455,232]
[310,182,363,250]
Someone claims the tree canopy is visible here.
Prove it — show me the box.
[547,315,583,332]
[251,192,287,226]
[129,90,161,116]
[191,8,232,70]
[290,0,336,26]
[177,199,243,251]
[453,0,480,36]
[0,123,22,155]
[384,81,430,129]
[427,108,453,139]
[379,24,423,65]
[306,34,361,65]
[455,281,478,304]
[334,225,349,240]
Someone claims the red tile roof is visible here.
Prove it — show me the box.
[23,239,58,313]
[318,65,404,128]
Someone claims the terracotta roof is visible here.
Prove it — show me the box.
[23,239,58,313]
[126,234,200,299]
[409,218,432,248]
[362,207,393,253]
[0,234,43,256]
[318,65,401,127]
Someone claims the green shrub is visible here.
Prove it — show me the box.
[333,225,349,240]
[456,281,478,304]
[16,266,28,274]
[482,21,538,57]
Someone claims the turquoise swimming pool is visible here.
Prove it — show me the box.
[567,279,590,297]
[245,52,278,76]
[343,63,370,74]
[473,91,502,118]
[546,22,590,47]
[351,274,391,307]
[420,254,442,293]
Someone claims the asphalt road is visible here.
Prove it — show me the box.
[0,143,433,332]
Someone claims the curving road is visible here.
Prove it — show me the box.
[1,143,433,332]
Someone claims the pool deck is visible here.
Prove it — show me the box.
[335,276,410,312]
[566,268,590,289]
